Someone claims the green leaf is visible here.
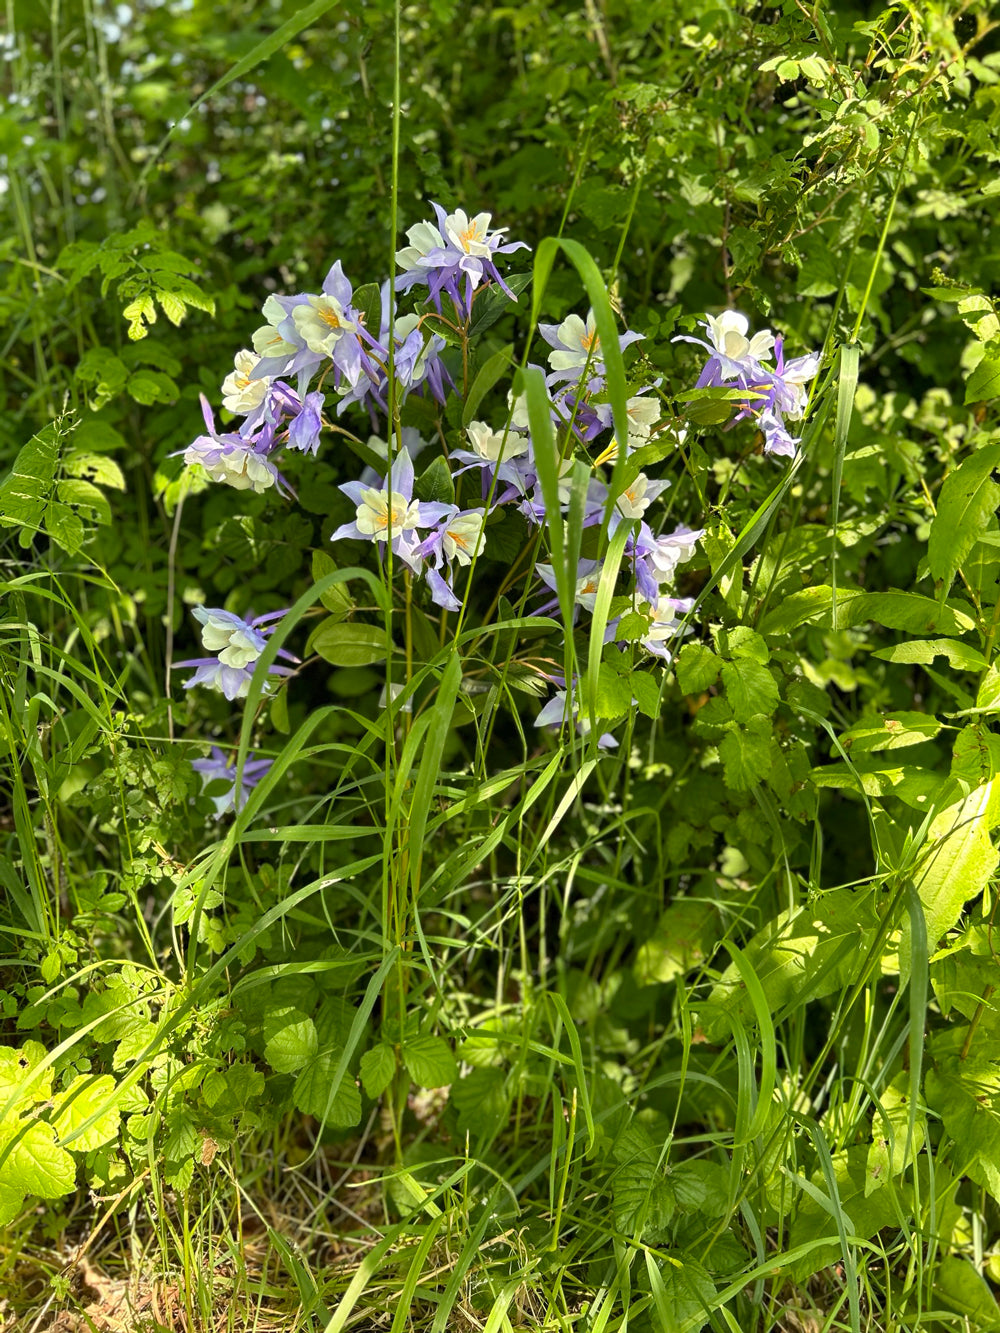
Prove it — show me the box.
[293,1050,362,1126]
[720,659,780,723]
[44,501,85,554]
[0,1119,76,1225]
[634,898,719,984]
[52,1075,121,1152]
[928,442,1000,590]
[309,621,387,667]
[157,291,187,326]
[63,452,126,490]
[462,345,513,426]
[360,1043,396,1099]
[675,642,720,694]
[0,424,61,535]
[914,783,1000,950]
[872,639,987,671]
[719,723,772,790]
[966,352,1000,404]
[402,1035,457,1089]
[311,551,354,619]
[616,610,652,642]
[611,1123,674,1240]
[841,712,941,753]
[127,369,176,405]
[934,1257,1000,1329]
[467,272,532,337]
[352,282,382,341]
[845,590,977,636]
[413,455,455,505]
[594,661,633,720]
[57,478,112,526]
[263,1006,318,1074]
[757,585,863,636]
[450,1067,507,1136]
[630,672,662,720]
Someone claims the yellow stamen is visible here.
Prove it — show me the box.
[318,307,342,330]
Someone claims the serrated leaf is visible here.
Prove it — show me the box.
[0,1119,76,1210]
[293,1049,363,1126]
[127,369,176,406]
[966,353,1000,404]
[719,723,772,790]
[52,1075,121,1151]
[630,672,662,719]
[594,661,633,720]
[928,442,1000,590]
[57,478,111,526]
[44,501,85,553]
[0,424,61,533]
[308,621,387,667]
[450,1067,507,1136]
[402,1035,456,1089]
[720,659,780,723]
[616,610,652,642]
[360,1043,396,1099]
[675,642,720,694]
[263,1007,318,1074]
[157,290,187,326]
[63,452,126,490]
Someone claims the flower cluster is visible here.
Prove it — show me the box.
[173,198,822,802]
[675,311,820,458]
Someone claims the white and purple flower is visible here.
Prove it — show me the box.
[395,203,529,316]
[175,606,298,701]
[192,746,273,817]
[330,448,453,571]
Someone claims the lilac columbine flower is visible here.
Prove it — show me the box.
[395,203,529,316]
[330,449,453,572]
[630,523,704,602]
[608,471,671,533]
[534,557,605,620]
[535,680,619,749]
[339,286,451,416]
[538,308,643,386]
[673,311,776,388]
[192,746,273,817]
[413,506,487,610]
[175,607,298,701]
[178,396,291,497]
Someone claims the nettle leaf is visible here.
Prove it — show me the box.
[309,621,387,667]
[928,442,1000,591]
[610,1123,675,1240]
[360,1043,396,1099]
[52,1075,121,1152]
[0,424,61,537]
[263,1007,318,1074]
[293,1050,362,1126]
[630,672,662,719]
[675,642,720,694]
[594,661,633,720]
[451,1067,507,1136]
[720,659,780,723]
[0,1119,77,1224]
[402,1035,456,1089]
[719,721,773,791]
[0,1042,52,1108]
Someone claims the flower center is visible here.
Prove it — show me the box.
[318,307,342,330]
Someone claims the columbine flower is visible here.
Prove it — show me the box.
[630,524,703,601]
[609,472,670,531]
[292,290,357,356]
[673,310,774,389]
[535,558,605,618]
[175,607,298,701]
[539,308,643,385]
[535,680,619,749]
[331,448,453,571]
[414,506,487,610]
[178,396,291,497]
[222,350,270,414]
[606,595,694,661]
[192,746,273,817]
[395,202,529,315]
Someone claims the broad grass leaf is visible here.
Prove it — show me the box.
[844,591,977,636]
[928,441,1000,590]
[403,1035,456,1089]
